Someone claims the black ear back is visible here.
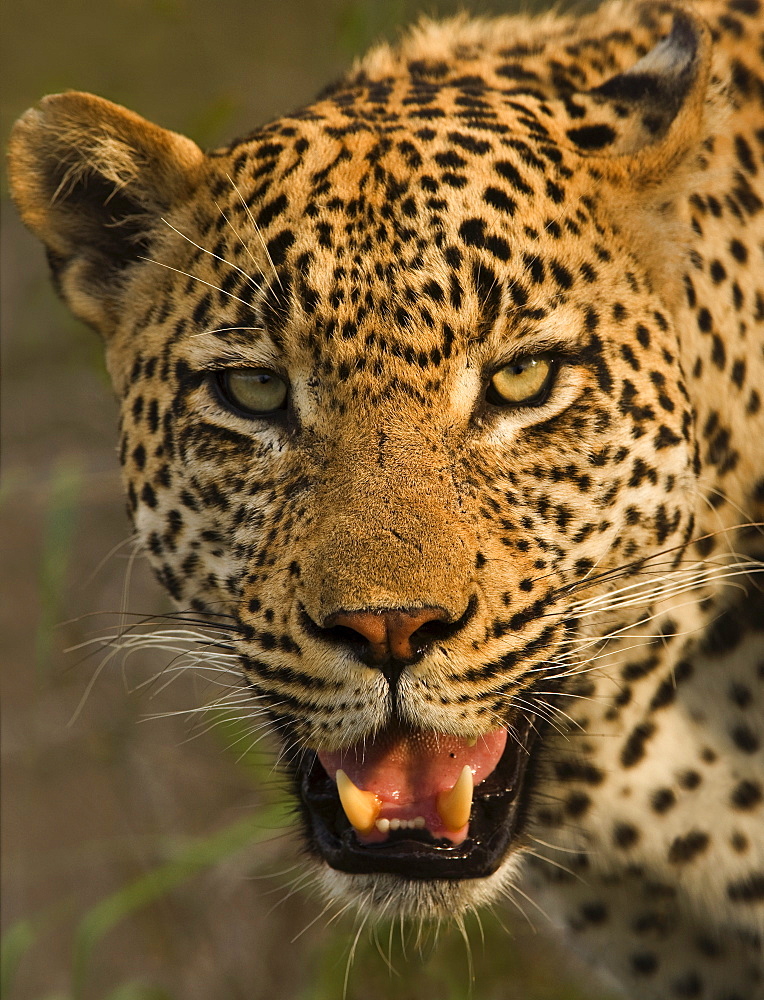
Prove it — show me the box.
[9,92,204,332]
[589,10,708,146]
[562,8,714,177]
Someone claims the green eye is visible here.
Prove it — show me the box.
[217,367,288,415]
[487,355,556,406]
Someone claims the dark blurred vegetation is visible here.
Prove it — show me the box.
[2,0,609,997]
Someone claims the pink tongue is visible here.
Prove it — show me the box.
[318,728,507,841]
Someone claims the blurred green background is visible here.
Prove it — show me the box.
[2,0,609,997]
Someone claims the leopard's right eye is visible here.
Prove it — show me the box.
[215,368,289,416]
[486,355,557,407]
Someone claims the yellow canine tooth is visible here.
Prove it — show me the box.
[436,764,474,832]
[335,769,382,834]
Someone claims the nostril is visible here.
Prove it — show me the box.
[299,596,478,668]
[327,609,394,653]
[326,607,449,664]
[320,623,371,648]
[408,617,459,646]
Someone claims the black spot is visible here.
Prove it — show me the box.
[731,779,762,810]
[613,822,640,848]
[550,260,573,289]
[435,150,467,170]
[649,676,677,711]
[704,609,742,654]
[729,238,748,263]
[630,912,666,936]
[668,830,710,863]
[631,952,658,975]
[580,901,608,924]
[635,324,650,348]
[693,935,722,958]
[710,259,727,284]
[734,134,756,175]
[731,831,750,853]
[553,759,604,784]
[730,724,760,754]
[522,252,545,284]
[671,973,702,998]
[565,790,591,817]
[729,0,760,13]
[585,333,614,394]
[654,425,682,450]
[566,124,617,149]
[727,873,764,903]
[483,186,517,215]
[711,334,726,369]
[729,682,753,708]
[622,655,660,682]
[677,770,701,790]
[256,193,288,230]
[696,307,713,333]
[580,262,597,283]
[140,482,157,508]
[192,293,212,327]
[423,279,444,303]
[131,444,146,470]
[508,281,528,307]
[494,160,534,194]
[621,722,656,767]
[448,131,491,155]
[267,229,295,267]
[458,218,511,260]
[651,788,676,813]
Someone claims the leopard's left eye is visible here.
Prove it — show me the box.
[486,355,557,407]
[216,367,289,415]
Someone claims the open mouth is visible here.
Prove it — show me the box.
[296,716,540,879]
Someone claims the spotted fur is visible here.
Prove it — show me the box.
[9,0,764,995]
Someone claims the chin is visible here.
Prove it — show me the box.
[314,852,527,923]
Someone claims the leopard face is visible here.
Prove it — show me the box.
[10,0,764,993]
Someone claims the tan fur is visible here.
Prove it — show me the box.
[9,2,764,995]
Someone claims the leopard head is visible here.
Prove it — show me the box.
[10,8,721,917]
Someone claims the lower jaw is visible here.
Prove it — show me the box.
[296,714,541,881]
[307,816,517,879]
[314,850,528,922]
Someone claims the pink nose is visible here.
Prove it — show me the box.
[326,607,449,663]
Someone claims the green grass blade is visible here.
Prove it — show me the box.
[35,459,82,680]
[206,708,279,783]
[72,801,291,998]
[1,918,38,997]
[102,981,174,1000]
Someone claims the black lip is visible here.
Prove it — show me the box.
[294,715,541,880]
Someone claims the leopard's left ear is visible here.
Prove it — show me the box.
[9,92,204,333]
[563,6,715,186]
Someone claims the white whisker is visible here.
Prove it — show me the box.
[137,255,255,308]
[225,173,281,285]
[160,217,261,289]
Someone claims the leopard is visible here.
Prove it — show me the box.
[9,0,764,995]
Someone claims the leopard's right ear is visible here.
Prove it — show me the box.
[9,92,204,333]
